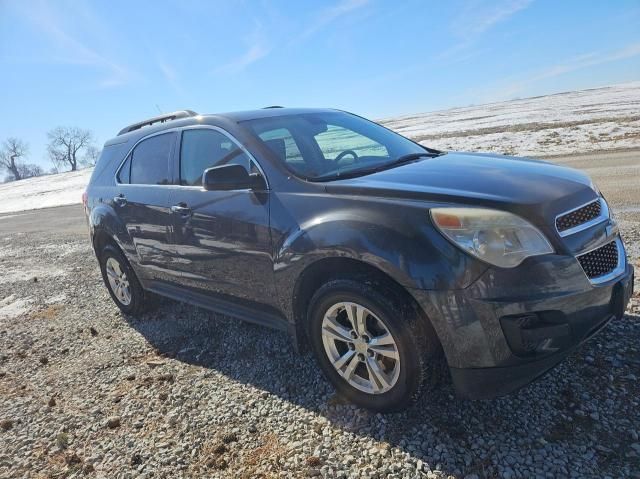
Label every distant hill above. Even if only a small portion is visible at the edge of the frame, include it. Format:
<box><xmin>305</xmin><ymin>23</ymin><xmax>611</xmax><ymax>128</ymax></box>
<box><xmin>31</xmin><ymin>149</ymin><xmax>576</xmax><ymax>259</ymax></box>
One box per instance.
<box><xmin>379</xmin><ymin>81</ymin><xmax>640</xmax><ymax>157</ymax></box>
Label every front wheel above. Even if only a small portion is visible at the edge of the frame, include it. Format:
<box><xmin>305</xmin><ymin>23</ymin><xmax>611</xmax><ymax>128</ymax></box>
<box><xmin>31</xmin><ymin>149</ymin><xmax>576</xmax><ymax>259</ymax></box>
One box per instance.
<box><xmin>308</xmin><ymin>279</ymin><xmax>442</xmax><ymax>412</ymax></box>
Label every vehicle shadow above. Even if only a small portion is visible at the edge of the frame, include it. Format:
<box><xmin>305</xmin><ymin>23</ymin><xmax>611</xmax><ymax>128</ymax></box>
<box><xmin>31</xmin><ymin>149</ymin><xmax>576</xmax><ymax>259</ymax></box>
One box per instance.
<box><xmin>122</xmin><ymin>297</ymin><xmax>639</xmax><ymax>477</ymax></box>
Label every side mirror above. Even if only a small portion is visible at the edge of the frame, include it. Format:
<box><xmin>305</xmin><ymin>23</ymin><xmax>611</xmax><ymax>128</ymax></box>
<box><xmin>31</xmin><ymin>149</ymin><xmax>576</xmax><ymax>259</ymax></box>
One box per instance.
<box><xmin>202</xmin><ymin>164</ymin><xmax>264</xmax><ymax>191</ymax></box>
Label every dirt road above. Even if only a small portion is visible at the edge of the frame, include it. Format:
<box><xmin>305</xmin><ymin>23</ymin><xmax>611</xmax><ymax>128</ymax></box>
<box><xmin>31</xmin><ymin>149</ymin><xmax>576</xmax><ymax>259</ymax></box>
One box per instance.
<box><xmin>545</xmin><ymin>149</ymin><xmax>640</xmax><ymax>213</ymax></box>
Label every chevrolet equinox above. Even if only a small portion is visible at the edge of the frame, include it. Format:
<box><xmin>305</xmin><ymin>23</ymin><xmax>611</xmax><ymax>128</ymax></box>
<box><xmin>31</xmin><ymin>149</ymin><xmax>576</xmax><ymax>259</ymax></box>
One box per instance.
<box><xmin>85</xmin><ymin>108</ymin><xmax>634</xmax><ymax>411</ymax></box>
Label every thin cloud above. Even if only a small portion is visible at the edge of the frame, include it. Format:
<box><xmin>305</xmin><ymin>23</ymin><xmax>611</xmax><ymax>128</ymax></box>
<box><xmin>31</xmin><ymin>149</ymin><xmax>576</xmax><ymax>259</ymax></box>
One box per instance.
<box><xmin>440</xmin><ymin>0</ymin><xmax>533</xmax><ymax>60</ymax></box>
<box><xmin>213</xmin><ymin>23</ymin><xmax>271</xmax><ymax>75</ymax></box>
<box><xmin>214</xmin><ymin>43</ymin><xmax>271</xmax><ymax>75</ymax></box>
<box><xmin>10</xmin><ymin>0</ymin><xmax>135</xmax><ymax>88</ymax></box>
<box><xmin>477</xmin><ymin>42</ymin><xmax>640</xmax><ymax>101</ymax></box>
<box><xmin>535</xmin><ymin>43</ymin><xmax>640</xmax><ymax>80</ymax></box>
<box><xmin>453</xmin><ymin>0</ymin><xmax>533</xmax><ymax>38</ymax></box>
<box><xmin>214</xmin><ymin>0</ymin><xmax>369</xmax><ymax>74</ymax></box>
<box><xmin>157</xmin><ymin>57</ymin><xmax>186</xmax><ymax>97</ymax></box>
<box><xmin>298</xmin><ymin>0</ymin><xmax>370</xmax><ymax>41</ymax></box>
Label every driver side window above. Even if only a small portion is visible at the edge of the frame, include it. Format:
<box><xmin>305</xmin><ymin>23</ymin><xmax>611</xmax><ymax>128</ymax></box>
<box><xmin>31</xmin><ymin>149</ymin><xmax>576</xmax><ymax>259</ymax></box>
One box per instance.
<box><xmin>314</xmin><ymin>124</ymin><xmax>388</xmax><ymax>161</ymax></box>
<box><xmin>180</xmin><ymin>129</ymin><xmax>251</xmax><ymax>186</ymax></box>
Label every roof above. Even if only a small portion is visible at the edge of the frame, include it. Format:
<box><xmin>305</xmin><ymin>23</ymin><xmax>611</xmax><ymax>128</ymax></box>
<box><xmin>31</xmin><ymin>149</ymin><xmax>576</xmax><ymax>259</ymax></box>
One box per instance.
<box><xmin>104</xmin><ymin>107</ymin><xmax>339</xmax><ymax>147</ymax></box>
<box><xmin>212</xmin><ymin>107</ymin><xmax>337</xmax><ymax>122</ymax></box>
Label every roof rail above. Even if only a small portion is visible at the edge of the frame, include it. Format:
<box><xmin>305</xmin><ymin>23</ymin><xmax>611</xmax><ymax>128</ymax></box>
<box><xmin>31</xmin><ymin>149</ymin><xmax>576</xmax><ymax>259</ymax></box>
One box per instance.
<box><xmin>263</xmin><ymin>105</ymin><xmax>284</xmax><ymax>109</ymax></box>
<box><xmin>117</xmin><ymin>110</ymin><xmax>198</xmax><ymax>136</ymax></box>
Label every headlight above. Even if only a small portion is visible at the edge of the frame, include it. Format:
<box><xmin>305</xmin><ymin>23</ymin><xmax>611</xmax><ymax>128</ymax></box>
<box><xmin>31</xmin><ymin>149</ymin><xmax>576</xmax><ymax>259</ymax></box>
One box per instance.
<box><xmin>430</xmin><ymin>207</ymin><xmax>554</xmax><ymax>268</ymax></box>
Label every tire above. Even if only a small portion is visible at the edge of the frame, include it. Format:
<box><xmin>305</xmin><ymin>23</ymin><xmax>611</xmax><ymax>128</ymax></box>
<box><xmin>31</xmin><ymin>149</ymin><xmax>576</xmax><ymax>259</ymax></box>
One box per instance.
<box><xmin>99</xmin><ymin>243</ymin><xmax>148</xmax><ymax>315</ymax></box>
<box><xmin>308</xmin><ymin>279</ymin><xmax>443</xmax><ymax>412</ymax></box>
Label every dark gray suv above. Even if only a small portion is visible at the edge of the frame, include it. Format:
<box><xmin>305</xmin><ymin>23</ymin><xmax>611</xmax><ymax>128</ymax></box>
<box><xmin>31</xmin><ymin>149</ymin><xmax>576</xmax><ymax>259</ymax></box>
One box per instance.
<box><xmin>85</xmin><ymin>108</ymin><xmax>634</xmax><ymax>411</ymax></box>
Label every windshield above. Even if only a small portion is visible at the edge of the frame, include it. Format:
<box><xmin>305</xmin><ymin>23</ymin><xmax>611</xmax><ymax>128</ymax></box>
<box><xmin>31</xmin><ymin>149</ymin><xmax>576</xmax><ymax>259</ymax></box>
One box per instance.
<box><xmin>244</xmin><ymin>111</ymin><xmax>435</xmax><ymax>181</ymax></box>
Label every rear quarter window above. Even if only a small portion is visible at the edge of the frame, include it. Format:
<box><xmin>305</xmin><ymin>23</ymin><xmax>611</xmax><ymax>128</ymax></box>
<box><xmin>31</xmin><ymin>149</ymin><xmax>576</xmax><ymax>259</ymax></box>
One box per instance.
<box><xmin>88</xmin><ymin>142</ymin><xmax>130</xmax><ymax>186</ymax></box>
<box><xmin>117</xmin><ymin>155</ymin><xmax>131</xmax><ymax>183</ymax></box>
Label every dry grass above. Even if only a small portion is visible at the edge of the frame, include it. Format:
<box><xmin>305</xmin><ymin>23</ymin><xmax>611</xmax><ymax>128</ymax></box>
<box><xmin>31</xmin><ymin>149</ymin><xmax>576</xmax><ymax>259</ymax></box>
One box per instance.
<box><xmin>190</xmin><ymin>432</ymin><xmax>287</xmax><ymax>479</ymax></box>
<box><xmin>111</xmin><ymin>376</ymin><xmax>138</xmax><ymax>399</ymax></box>
<box><xmin>190</xmin><ymin>436</ymin><xmax>232</xmax><ymax>473</ymax></box>
<box><xmin>244</xmin><ymin>433</ymin><xmax>286</xmax><ymax>468</ymax></box>
<box><xmin>235</xmin><ymin>433</ymin><xmax>286</xmax><ymax>479</ymax></box>
<box><xmin>29</xmin><ymin>304</ymin><xmax>64</xmax><ymax>321</ymax></box>
<box><xmin>33</xmin><ymin>450</ymin><xmax>83</xmax><ymax>479</ymax></box>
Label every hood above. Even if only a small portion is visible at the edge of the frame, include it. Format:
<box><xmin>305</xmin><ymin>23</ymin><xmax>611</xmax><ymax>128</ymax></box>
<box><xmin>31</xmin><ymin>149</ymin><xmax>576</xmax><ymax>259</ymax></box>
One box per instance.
<box><xmin>324</xmin><ymin>151</ymin><xmax>597</xmax><ymax>221</ymax></box>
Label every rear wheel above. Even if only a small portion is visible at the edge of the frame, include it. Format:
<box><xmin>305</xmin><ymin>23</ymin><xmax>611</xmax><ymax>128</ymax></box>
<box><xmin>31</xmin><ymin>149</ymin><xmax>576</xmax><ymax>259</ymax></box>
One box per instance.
<box><xmin>308</xmin><ymin>279</ymin><xmax>443</xmax><ymax>412</ymax></box>
<box><xmin>99</xmin><ymin>244</ymin><xmax>148</xmax><ymax>315</ymax></box>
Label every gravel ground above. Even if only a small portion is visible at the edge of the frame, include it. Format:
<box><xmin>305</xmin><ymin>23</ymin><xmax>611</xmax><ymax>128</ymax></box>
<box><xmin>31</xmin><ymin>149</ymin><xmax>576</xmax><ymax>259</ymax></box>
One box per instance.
<box><xmin>1</xmin><ymin>220</ymin><xmax>639</xmax><ymax>479</ymax></box>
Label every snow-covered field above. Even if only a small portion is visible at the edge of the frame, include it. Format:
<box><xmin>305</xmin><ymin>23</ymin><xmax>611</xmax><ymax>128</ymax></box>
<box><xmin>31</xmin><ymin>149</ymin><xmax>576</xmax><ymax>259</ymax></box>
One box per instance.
<box><xmin>0</xmin><ymin>82</ymin><xmax>638</xmax><ymax>215</ymax></box>
<box><xmin>380</xmin><ymin>81</ymin><xmax>640</xmax><ymax>156</ymax></box>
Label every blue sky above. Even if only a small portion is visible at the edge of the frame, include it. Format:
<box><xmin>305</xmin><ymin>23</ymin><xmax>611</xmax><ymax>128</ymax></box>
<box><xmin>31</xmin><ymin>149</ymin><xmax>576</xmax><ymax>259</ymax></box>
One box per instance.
<box><xmin>1</xmin><ymin>0</ymin><xmax>639</xmax><ymax>169</ymax></box>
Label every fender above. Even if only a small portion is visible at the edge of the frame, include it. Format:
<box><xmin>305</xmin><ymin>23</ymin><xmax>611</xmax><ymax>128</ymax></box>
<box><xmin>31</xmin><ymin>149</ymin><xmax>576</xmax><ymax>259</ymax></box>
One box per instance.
<box><xmin>88</xmin><ymin>201</ymin><xmax>145</xmax><ymax>277</ymax></box>
<box><xmin>271</xmin><ymin>202</ymin><xmax>488</xmax><ymax>323</ymax></box>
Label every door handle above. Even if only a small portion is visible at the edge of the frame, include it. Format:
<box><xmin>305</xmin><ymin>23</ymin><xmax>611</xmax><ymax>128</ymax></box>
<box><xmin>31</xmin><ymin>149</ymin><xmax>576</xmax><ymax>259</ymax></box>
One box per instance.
<box><xmin>171</xmin><ymin>204</ymin><xmax>192</xmax><ymax>216</ymax></box>
<box><xmin>113</xmin><ymin>194</ymin><xmax>127</xmax><ymax>207</ymax></box>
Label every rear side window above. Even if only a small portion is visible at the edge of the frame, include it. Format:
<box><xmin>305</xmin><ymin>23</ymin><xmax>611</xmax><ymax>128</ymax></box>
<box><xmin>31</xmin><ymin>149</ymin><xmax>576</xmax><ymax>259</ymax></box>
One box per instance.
<box><xmin>129</xmin><ymin>133</ymin><xmax>173</xmax><ymax>185</ymax></box>
<box><xmin>180</xmin><ymin>129</ymin><xmax>251</xmax><ymax>186</ymax></box>
<box><xmin>117</xmin><ymin>156</ymin><xmax>131</xmax><ymax>183</ymax></box>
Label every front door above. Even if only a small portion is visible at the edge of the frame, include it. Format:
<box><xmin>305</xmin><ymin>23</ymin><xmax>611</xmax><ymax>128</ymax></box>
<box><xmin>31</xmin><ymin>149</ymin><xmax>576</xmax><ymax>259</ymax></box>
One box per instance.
<box><xmin>166</xmin><ymin>127</ymin><xmax>277</xmax><ymax>311</ymax></box>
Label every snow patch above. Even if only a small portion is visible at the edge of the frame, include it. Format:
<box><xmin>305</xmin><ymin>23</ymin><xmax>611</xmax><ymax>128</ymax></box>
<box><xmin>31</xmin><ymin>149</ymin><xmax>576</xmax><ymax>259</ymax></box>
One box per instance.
<box><xmin>1</xmin><ymin>262</ymin><xmax>67</xmax><ymax>283</ymax></box>
<box><xmin>0</xmin><ymin>168</ymin><xmax>93</xmax><ymax>215</ymax></box>
<box><xmin>45</xmin><ymin>293</ymin><xmax>68</xmax><ymax>304</ymax></box>
<box><xmin>35</xmin><ymin>241</ymin><xmax>90</xmax><ymax>258</ymax></box>
<box><xmin>0</xmin><ymin>295</ymin><xmax>31</xmax><ymax>320</ymax></box>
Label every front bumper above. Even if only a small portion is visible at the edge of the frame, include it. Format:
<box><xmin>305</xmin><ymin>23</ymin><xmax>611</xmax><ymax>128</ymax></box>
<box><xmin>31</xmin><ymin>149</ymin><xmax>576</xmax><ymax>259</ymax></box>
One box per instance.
<box><xmin>410</xmin><ymin>248</ymin><xmax>634</xmax><ymax>400</ymax></box>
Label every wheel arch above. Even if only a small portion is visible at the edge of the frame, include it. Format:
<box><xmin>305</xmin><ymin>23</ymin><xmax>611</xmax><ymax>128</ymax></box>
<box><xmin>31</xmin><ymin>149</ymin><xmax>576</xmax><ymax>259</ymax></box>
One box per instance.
<box><xmin>89</xmin><ymin>203</ymin><xmax>133</xmax><ymax>259</ymax></box>
<box><xmin>291</xmin><ymin>256</ymin><xmax>441</xmax><ymax>355</ymax></box>
<box><xmin>92</xmin><ymin>228</ymin><xmax>118</xmax><ymax>255</ymax></box>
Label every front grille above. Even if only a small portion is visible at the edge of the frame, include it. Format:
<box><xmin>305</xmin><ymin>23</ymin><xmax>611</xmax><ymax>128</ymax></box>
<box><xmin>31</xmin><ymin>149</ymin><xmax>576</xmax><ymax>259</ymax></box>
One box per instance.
<box><xmin>577</xmin><ymin>240</ymin><xmax>618</xmax><ymax>279</ymax></box>
<box><xmin>556</xmin><ymin>199</ymin><xmax>601</xmax><ymax>233</ymax></box>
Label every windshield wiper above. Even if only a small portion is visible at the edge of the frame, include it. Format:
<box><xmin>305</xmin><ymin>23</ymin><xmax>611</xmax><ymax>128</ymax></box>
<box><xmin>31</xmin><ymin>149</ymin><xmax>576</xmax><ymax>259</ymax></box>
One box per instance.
<box><xmin>389</xmin><ymin>151</ymin><xmax>444</xmax><ymax>166</ymax></box>
<box><xmin>313</xmin><ymin>151</ymin><xmax>444</xmax><ymax>181</ymax></box>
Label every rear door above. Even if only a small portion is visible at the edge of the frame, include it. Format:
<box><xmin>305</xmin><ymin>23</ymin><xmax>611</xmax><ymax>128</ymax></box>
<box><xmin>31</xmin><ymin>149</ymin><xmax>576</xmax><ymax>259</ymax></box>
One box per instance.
<box><xmin>114</xmin><ymin>132</ymin><xmax>179</xmax><ymax>282</ymax></box>
<box><xmin>165</xmin><ymin>127</ymin><xmax>278</xmax><ymax>311</ymax></box>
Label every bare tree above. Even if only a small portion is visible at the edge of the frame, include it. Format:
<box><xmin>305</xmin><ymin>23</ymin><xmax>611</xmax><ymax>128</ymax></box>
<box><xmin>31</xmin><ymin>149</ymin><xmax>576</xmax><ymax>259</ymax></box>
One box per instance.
<box><xmin>47</xmin><ymin>127</ymin><xmax>94</xmax><ymax>171</ymax></box>
<box><xmin>83</xmin><ymin>145</ymin><xmax>102</xmax><ymax>167</ymax></box>
<box><xmin>18</xmin><ymin>163</ymin><xmax>43</xmax><ymax>179</ymax></box>
<box><xmin>0</xmin><ymin>137</ymin><xmax>29</xmax><ymax>181</ymax></box>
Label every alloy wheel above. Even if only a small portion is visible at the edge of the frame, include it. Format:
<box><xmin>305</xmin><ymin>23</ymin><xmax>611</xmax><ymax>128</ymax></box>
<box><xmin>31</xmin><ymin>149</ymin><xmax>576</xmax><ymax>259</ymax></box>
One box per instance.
<box><xmin>105</xmin><ymin>257</ymin><xmax>132</xmax><ymax>306</ymax></box>
<box><xmin>321</xmin><ymin>301</ymin><xmax>400</xmax><ymax>394</ymax></box>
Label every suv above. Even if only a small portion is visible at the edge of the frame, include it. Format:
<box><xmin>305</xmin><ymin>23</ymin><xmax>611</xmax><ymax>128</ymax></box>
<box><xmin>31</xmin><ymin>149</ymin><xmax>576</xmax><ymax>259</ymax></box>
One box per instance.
<box><xmin>85</xmin><ymin>108</ymin><xmax>634</xmax><ymax>411</ymax></box>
